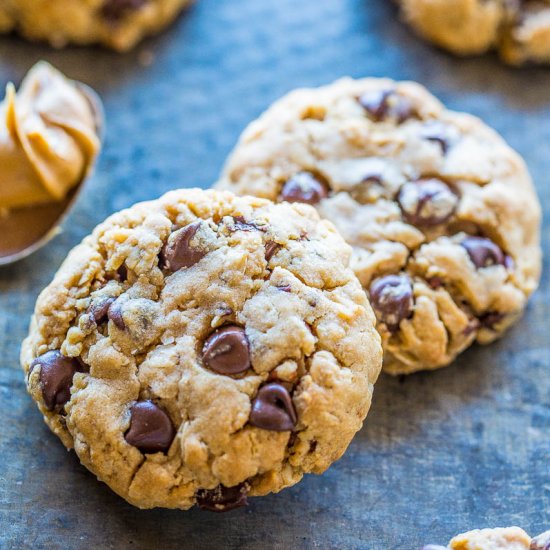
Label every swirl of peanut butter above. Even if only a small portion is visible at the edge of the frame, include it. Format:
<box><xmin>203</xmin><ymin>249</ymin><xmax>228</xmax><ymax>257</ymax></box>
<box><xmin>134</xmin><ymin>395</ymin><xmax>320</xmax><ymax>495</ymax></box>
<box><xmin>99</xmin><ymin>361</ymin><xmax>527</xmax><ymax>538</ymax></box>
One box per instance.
<box><xmin>0</xmin><ymin>62</ymin><xmax>101</xmax><ymax>211</ymax></box>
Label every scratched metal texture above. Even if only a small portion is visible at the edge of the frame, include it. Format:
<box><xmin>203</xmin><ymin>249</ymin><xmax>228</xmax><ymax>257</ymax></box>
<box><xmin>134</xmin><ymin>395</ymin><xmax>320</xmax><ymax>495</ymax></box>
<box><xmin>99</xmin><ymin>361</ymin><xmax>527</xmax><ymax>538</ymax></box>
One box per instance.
<box><xmin>0</xmin><ymin>1</ymin><xmax>548</xmax><ymax>548</ymax></box>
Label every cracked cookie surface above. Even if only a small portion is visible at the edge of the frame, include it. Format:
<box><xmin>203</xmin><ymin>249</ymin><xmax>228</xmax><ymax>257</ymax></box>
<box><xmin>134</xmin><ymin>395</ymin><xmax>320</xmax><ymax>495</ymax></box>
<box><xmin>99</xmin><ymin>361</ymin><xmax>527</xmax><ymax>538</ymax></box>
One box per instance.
<box><xmin>21</xmin><ymin>188</ymin><xmax>382</xmax><ymax>510</ymax></box>
<box><xmin>216</xmin><ymin>77</ymin><xmax>541</xmax><ymax>375</ymax></box>
<box><xmin>398</xmin><ymin>0</ymin><xmax>550</xmax><ymax>65</ymax></box>
<box><xmin>0</xmin><ymin>0</ymin><xmax>192</xmax><ymax>51</ymax></box>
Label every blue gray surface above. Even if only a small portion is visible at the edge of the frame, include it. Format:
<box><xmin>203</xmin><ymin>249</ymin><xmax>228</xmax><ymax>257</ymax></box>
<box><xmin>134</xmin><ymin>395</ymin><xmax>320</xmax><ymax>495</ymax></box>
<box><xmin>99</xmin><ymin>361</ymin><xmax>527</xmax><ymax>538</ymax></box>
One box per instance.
<box><xmin>0</xmin><ymin>1</ymin><xmax>549</xmax><ymax>548</ymax></box>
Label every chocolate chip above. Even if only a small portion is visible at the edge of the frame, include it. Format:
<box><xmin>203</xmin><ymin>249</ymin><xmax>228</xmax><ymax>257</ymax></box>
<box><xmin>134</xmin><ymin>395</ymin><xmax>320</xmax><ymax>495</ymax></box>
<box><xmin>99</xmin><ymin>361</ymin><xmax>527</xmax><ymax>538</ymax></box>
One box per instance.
<box><xmin>101</xmin><ymin>0</ymin><xmax>146</xmax><ymax>21</ymax></box>
<box><xmin>31</xmin><ymin>350</ymin><xmax>80</xmax><ymax>411</ymax></box>
<box><xmin>249</xmin><ymin>382</ymin><xmax>297</xmax><ymax>431</ymax></box>
<box><xmin>108</xmin><ymin>299</ymin><xmax>125</xmax><ymax>330</ymax></box>
<box><xmin>196</xmin><ymin>483</ymin><xmax>249</xmax><ymax>512</ymax></box>
<box><xmin>358</xmin><ymin>89</ymin><xmax>414</xmax><ymax>123</ymax></box>
<box><xmin>369</xmin><ymin>274</ymin><xmax>414</xmax><ymax>330</ymax></box>
<box><xmin>461</xmin><ymin>236</ymin><xmax>505</xmax><ymax>269</ymax></box>
<box><xmin>276</xmin><ymin>285</ymin><xmax>292</xmax><ymax>293</ymax></box>
<box><xmin>88</xmin><ymin>296</ymin><xmax>116</xmax><ymax>324</ymax></box>
<box><xmin>117</xmin><ymin>264</ymin><xmax>128</xmax><ymax>282</ymax></box>
<box><xmin>419</xmin><ymin>120</ymin><xmax>456</xmax><ymax>154</ymax></box>
<box><xmin>160</xmin><ymin>222</ymin><xmax>207</xmax><ymax>272</ymax></box>
<box><xmin>124</xmin><ymin>400</ymin><xmax>175</xmax><ymax>454</ymax></box>
<box><xmin>427</xmin><ymin>277</ymin><xmax>444</xmax><ymax>289</ymax></box>
<box><xmin>398</xmin><ymin>178</ymin><xmax>458</xmax><ymax>226</ymax></box>
<box><xmin>230</xmin><ymin>216</ymin><xmax>265</xmax><ymax>232</ymax></box>
<box><xmin>279</xmin><ymin>172</ymin><xmax>330</xmax><ymax>205</ymax></box>
<box><xmin>265</xmin><ymin>240</ymin><xmax>282</xmax><ymax>261</ymax></box>
<box><xmin>202</xmin><ymin>325</ymin><xmax>250</xmax><ymax>375</ymax></box>
<box><xmin>479</xmin><ymin>311</ymin><xmax>506</xmax><ymax>329</ymax></box>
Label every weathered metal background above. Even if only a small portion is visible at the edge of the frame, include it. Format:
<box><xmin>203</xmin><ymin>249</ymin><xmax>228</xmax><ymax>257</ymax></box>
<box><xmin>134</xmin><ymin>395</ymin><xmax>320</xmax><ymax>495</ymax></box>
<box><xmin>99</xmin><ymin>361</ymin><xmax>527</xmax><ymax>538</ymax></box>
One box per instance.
<box><xmin>0</xmin><ymin>1</ymin><xmax>548</xmax><ymax>548</ymax></box>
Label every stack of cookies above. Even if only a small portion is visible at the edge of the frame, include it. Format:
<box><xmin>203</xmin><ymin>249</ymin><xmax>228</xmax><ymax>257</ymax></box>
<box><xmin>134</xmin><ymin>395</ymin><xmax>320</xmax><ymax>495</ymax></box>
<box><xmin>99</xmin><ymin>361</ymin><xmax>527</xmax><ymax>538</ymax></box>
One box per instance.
<box><xmin>19</xmin><ymin>70</ymin><xmax>542</xmax><ymax>519</ymax></box>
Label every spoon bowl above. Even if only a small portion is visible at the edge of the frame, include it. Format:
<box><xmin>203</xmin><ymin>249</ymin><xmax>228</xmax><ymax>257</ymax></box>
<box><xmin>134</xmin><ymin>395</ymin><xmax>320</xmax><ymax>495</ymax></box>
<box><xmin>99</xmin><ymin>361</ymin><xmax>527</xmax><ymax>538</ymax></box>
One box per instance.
<box><xmin>0</xmin><ymin>82</ymin><xmax>104</xmax><ymax>266</ymax></box>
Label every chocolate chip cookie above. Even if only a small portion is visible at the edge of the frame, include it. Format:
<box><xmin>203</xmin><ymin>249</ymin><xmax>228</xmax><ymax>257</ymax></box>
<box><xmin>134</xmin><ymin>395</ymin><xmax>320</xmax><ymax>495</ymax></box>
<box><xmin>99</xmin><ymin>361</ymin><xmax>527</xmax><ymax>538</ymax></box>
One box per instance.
<box><xmin>217</xmin><ymin>78</ymin><xmax>542</xmax><ymax>375</ymax></box>
<box><xmin>423</xmin><ymin>526</ymin><xmax>548</xmax><ymax>550</ymax></box>
<box><xmin>398</xmin><ymin>0</ymin><xmax>550</xmax><ymax>65</ymax></box>
<box><xmin>21</xmin><ymin>188</ymin><xmax>382</xmax><ymax>510</ymax></box>
<box><xmin>0</xmin><ymin>0</ymin><xmax>192</xmax><ymax>51</ymax></box>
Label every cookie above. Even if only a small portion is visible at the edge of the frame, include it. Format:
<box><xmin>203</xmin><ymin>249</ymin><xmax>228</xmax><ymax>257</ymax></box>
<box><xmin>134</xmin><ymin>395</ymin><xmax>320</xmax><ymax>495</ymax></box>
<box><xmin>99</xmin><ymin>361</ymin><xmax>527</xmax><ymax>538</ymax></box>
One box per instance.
<box><xmin>0</xmin><ymin>0</ymin><xmax>192</xmax><ymax>51</ymax></box>
<box><xmin>217</xmin><ymin>78</ymin><xmax>541</xmax><ymax>375</ymax></box>
<box><xmin>398</xmin><ymin>0</ymin><xmax>550</xmax><ymax>65</ymax></box>
<box><xmin>21</xmin><ymin>188</ymin><xmax>382</xmax><ymax>510</ymax></box>
<box><xmin>423</xmin><ymin>526</ymin><xmax>541</xmax><ymax>550</ymax></box>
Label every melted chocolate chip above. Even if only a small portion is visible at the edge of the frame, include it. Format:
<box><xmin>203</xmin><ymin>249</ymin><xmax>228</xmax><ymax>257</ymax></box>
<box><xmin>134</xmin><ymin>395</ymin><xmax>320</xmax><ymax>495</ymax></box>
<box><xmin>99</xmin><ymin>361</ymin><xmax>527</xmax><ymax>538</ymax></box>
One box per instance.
<box><xmin>461</xmin><ymin>236</ymin><xmax>505</xmax><ymax>269</ymax></box>
<box><xmin>31</xmin><ymin>350</ymin><xmax>80</xmax><ymax>411</ymax></box>
<box><xmin>196</xmin><ymin>483</ymin><xmax>249</xmax><ymax>512</ymax></box>
<box><xmin>160</xmin><ymin>222</ymin><xmax>207</xmax><ymax>272</ymax></box>
<box><xmin>117</xmin><ymin>264</ymin><xmax>128</xmax><ymax>282</ymax></box>
<box><xmin>369</xmin><ymin>275</ymin><xmax>414</xmax><ymax>330</ymax></box>
<box><xmin>427</xmin><ymin>277</ymin><xmax>444</xmax><ymax>290</ymax></box>
<box><xmin>358</xmin><ymin>89</ymin><xmax>414</xmax><ymax>123</ymax></box>
<box><xmin>249</xmin><ymin>382</ymin><xmax>297</xmax><ymax>431</ymax></box>
<box><xmin>101</xmin><ymin>0</ymin><xmax>146</xmax><ymax>22</ymax></box>
<box><xmin>265</xmin><ymin>240</ymin><xmax>282</xmax><ymax>261</ymax></box>
<box><xmin>88</xmin><ymin>296</ymin><xmax>116</xmax><ymax>324</ymax></box>
<box><xmin>230</xmin><ymin>216</ymin><xmax>265</xmax><ymax>232</ymax></box>
<box><xmin>398</xmin><ymin>178</ymin><xmax>458</xmax><ymax>226</ymax></box>
<box><xmin>108</xmin><ymin>299</ymin><xmax>126</xmax><ymax>330</ymax></box>
<box><xmin>277</xmin><ymin>285</ymin><xmax>292</xmax><ymax>293</ymax></box>
<box><xmin>419</xmin><ymin>120</ymin><xmax>455</xmax><ymax>154</ymax></box>
<box><xmin>202</xmin><ymin>325</ymin><xmax>250</xmax><ymax>375</ymax></box>
<box><xmin>125</xmin><ymin>400</ymin><xmax>175</xmax><ymax>454</ymax></box>
<box><xmin>479</xmin><ymin>311</ymin><xmax>506</xmax><ymax>329</ymax></box>
<box><xmin>279</xmin><ymin>172</ymin><xmax>330</xmax><ymax>205</ymax></box>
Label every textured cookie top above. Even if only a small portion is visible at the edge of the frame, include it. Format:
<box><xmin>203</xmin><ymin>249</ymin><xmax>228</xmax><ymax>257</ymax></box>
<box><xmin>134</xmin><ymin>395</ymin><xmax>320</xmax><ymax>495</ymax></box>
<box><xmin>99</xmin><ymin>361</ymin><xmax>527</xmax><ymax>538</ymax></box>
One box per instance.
<box><xmin>21</xmin><ymin>188</ymin><xmax>382</xmax><ymax>510</ymax></box>
<box><xmin>398</xmin><ymin>0</ymin><xmax>550</xmax><ymax>65</ymax></box>
<box><xmin>0</xmin><ymin>0</ymin><xmax>192</xmax><ymax>51</ymax></box>
<box><xmin>218</xmin><ymin>77</ymin><xmax>541</xmax><ymax>374</ymax></box>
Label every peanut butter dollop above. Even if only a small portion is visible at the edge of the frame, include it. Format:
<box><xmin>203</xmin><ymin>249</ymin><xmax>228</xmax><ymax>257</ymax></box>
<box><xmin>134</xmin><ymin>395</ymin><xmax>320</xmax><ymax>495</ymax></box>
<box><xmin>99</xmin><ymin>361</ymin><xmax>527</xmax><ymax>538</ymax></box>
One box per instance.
<box><xmin>0</xmin><ymin>62</ymin><xmax>100</xmax><ymax>211</ymax></box>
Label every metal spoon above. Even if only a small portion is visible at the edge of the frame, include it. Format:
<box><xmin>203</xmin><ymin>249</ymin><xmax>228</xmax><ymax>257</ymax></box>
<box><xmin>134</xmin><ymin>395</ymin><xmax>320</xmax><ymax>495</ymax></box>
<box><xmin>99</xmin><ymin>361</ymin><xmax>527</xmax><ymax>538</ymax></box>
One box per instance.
<box><xmin>0</xmin><ymin>81</ymin><xmax>104</xmax><ymax>266</ymax></box>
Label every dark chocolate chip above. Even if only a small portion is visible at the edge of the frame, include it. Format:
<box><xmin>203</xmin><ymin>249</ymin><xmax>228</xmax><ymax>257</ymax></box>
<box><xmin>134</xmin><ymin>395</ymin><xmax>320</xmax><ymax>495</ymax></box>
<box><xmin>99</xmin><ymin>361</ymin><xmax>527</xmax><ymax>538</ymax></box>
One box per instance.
<box><xmin>461</xmin><ymin>236</ymin><xmax>505</xmax><ymax>269</ymax></box>
<box><xmin>419</xmin><ymin>120</ymin><xmax>455</xmax><ymax>154</ymax></box>
<box><xmin>249</xmin><ymin>382</ymin><xmax>297</xmax><ymax>432</ymax></box>
<box><xmin>398</xmin><ymin>178</ymin><xmax>458</xmax><ymax>226</ymax></box>
<box><xmin>125</xmin><ymin>400</ymin><xmax>175</xmax><ymax>454</ymax></box>
<box><xmin>160</xmin><ymin>222</ymin><xmax>206</xmax><ymax>272</ymax></box>
<box><xmin>369</xmin><ymin>274</ymin><xmax>414</xmax><ymax>330</ymax></box>
<box><xmin>358</xmin><ymin>89</ymin><xmax>414</xmax><ymax>123</ymax></box>
<box><xmin>196</xmin><ymin>483</ymin><xmax>249</xmax><ymax>512</ymax></box>
<box><xmin>265</xmin><ymin>240</ymin><xmax>282</xmax><ymax>261</ymax></box>
<box><xmin>108</xmin><ymin>299</ymin><xmax>126</xmax><ymax>330</ymax></box>
<box><xmin>276</xmin><ymin>285</ymin><xmax>292</xmax><ymax>293</ymax></box>
<box><xmin>479</xmin><ymin>311</ymin><xmax>506</xmax><ymax>329</ymax></box>
<box><xmin>427</xmin><ymin>277</ymin><xmax>444</xmax><ymax>290</ymax></box>
<box><xmin>101</xmin><ymin>0</ymin><xmax>146</xmax><ymax>21</ymax></box>
<box><xmin>31</xmin><ymin>350</ymin><xmax>80</xmax><ymax>411</ymax></box>
<box><xmin>202</xmin><ymin>325</ymin><xmax>250</xmax><ymax>375</ymax></box>
<box><xmin>230</xmin><ymin>216</ymin><xmax>265</xmax><ymax>232</ymax></box>
<box><xmin>88</xmin><ymin>296</ymin><xmax>116</xmax><ymax>324</ymax></box>
<box><xmin>117</xmin><ymin>264</ymin><xmax>128</xmax><ymax>282</ymax></box>
<box><xmin>279</xmin><ymin>172</ymin><xmax>330</xmax><ymax>205</ymax></box>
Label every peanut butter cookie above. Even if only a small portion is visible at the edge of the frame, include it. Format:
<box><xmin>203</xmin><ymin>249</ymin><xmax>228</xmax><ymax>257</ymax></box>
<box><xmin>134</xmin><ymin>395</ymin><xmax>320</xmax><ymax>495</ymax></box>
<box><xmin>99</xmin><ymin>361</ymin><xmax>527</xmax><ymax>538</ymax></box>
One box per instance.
<box><xmin>21</xmin><ymin>188</ymin><xmax>382</xmax><ymax>510</ymax></box>
<box><xmin>217</xmin><ymin>78</ymin><xmax>542</xmax><ymax>375</ymax></box>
